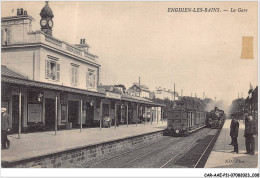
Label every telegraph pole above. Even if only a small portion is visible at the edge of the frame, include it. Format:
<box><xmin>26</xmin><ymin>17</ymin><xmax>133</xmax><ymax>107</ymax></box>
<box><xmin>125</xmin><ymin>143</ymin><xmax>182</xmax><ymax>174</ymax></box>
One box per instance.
<box><xmin>139</xmin><ymin>77</ymin><xmax>141</xmax><ymax>97</ymax></box>
<box><xmin>174</xmin><ymin>83</ymin><xmax>175</xmax><ymax>101</ymax></box>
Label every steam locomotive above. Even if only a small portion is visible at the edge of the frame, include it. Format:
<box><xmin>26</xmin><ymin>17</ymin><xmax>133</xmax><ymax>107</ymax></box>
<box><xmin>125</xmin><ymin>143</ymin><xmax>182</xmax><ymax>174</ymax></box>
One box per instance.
<box><xmin>206</xmin><ymin>107</ymin><xmax>226</xmax><ymax>129</ymax></box>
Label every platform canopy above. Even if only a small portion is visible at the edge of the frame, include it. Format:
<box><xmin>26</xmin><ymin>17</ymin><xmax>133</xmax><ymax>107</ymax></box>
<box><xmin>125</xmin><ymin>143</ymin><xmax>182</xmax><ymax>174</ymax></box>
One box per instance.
<box><xmin>1</xmin><ymin>65</ymin><xmax>165</xmax><ymax>107</ymax></box>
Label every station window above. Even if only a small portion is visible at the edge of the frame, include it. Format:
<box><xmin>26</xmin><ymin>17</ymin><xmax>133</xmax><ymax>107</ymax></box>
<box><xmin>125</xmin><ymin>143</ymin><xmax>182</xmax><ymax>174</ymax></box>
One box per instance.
<box><xmin>87</xmin><ymin>69</ymin><xmax>96</xmax><ymax>89</ymax></box>
<box><xmin>45</xmin><ymin>60</ymin><xmax>60</xmax><ymax>81</ymax></box>
<box><xmin>1</xmin><ymin>28</ymin><xmax>11</xmax><ymax>45</ymax></box>
<box><xmin>71</xmin><ymin>65</ymin><xmax>78</xmax><ymax>86</ymax></box>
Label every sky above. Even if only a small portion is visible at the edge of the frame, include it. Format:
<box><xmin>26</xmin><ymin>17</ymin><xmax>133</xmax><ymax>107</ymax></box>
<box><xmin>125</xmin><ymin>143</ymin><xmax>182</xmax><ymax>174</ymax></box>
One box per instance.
<box><xmin>1</xmin><ymin>1</ymin><xmax>258</xmax><ymax>107</ymax></box>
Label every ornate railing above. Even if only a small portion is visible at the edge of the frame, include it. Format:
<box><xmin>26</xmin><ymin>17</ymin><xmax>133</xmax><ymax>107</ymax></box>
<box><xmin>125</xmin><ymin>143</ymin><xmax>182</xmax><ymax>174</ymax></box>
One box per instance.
<box><xmin>43</xmin><ymin>33</ymin><xmax>96</xmax><ymax>61</ymax></box>
<box><xmin>65</xmin><ymin>44</ymin><xmax>82</xmax><ymax>56</ymax></box>
<box><xmin>45</xmin><ymin>36</ymin><xmax>62</xmax><ymax>47</ymax></box>
<box><xmin>84</xmin><ymin>52</ymin><xmax>95</xmax><ymax>60</ymax></box>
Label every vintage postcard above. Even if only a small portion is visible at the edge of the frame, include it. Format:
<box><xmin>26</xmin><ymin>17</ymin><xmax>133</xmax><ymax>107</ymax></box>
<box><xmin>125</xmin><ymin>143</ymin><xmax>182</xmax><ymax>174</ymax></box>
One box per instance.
<box><xmin>1</xmin><ymin>1</ymin><xmax>259</xmax><ymax>177</ymax></box>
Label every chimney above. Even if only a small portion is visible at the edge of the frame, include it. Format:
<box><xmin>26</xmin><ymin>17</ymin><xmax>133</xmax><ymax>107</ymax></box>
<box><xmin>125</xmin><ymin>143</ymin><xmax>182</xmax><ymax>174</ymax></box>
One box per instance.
<box><xmin>80</xmin><ymin>39</ymin><xmax>83</xmax><ymax>44</ymax></box>
<box><xmin>24</xmin><ymin>10</ymin><xmax>27</xmax><ymax>15</ymax></box>
<box><xmin>17</xmin><ymin>8</ymin><xmax>20</xmax><ymax>16</ymax></box>
<box><xmin>21</xmin><ymin>8</ymin><xmax>24</xmax><ymax>15</ymax></box>
<box><xmin>83</xmin><ymin>38</ymin><xmax>85</xmax><ymax>44</ymax></box>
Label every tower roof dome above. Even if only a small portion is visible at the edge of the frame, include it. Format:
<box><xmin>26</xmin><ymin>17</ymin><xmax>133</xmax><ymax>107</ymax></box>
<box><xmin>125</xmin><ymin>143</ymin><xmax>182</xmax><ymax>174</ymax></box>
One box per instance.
<box><xmin>40</xmin><ymin>1</ymin><xmax>54</xmax><ymax>18</ymax></box>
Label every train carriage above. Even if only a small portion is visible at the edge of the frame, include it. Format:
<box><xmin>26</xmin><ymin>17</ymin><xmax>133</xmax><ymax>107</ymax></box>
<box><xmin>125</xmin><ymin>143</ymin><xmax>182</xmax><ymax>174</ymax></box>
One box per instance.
<box><xmin>166</xmin><ymin>109</ymin><xmax>206</xmax><ymax>136</ymax></box>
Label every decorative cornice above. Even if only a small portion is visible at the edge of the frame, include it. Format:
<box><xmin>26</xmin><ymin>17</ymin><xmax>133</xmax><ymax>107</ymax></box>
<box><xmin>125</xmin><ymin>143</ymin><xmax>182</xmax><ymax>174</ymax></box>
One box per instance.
<box><xmin>71</xmin><ymin>63</ymin><xmax>79</xmax><ymax>67</ymax></box>
<box><xmin>1</xmin><ymin>15</ymin><xmax>34</xmax><ymax>22</ymax></box>
<box><xmin>1</xmin><ymin>42</ymin><xmax>101</xmax><ymax>68</ymax></box>
<box><xmin>31</xmin><ymin>31</ymin><xmax>98</xmax><ymax>59</ymax></box>
<box><xmin>47</xmin><ymin>55</ymin><xmax>59</xmax><ymax>61</ymax></box>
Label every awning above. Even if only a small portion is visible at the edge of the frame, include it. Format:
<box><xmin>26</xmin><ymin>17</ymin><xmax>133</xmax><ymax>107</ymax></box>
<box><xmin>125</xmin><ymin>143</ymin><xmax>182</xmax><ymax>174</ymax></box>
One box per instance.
<box><xmin>121</xmin><ymin>94</ymin><xmax>165</xmax><ymax>107</ymax></box>
<box><xmin>2</xmin><ymin>76</ymin><xmax>165</xmax><ymax>107</ymax></box>
<box><xmin>1</xmin><ymin>75</ymin><xmax>106</xmax><ymax>98</ymax></box>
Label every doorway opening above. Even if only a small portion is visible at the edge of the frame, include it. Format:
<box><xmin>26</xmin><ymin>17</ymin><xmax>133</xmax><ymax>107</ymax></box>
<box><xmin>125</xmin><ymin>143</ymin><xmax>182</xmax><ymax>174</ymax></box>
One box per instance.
<box><xmin>85</xmin><ymin>102</ymin><xmax>94</xmax><ymax>127</ymax></box>
<box><xmin>68</xmin><ymin>100</ymin><xmax>79</xmax><ymax>128</ymax></box>
<box><xmin>45</xmin><ymin>98</ymin><xmax>55</xmax><ymax>131</ymax></box>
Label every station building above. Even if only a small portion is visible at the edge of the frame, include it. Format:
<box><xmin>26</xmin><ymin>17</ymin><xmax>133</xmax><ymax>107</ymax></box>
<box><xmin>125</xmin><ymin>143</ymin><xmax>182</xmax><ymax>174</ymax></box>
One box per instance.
<box><xmin>1</xmin><ymin>2</ymin><xmax>164</xmax><ymax>135</ymax></box>
<box><xmin>128</xmin><ymin>83</ymin><xmax>151</xmax><ymax>99</ymax></box>
<box><xmin>245</xmin><ymin>85</ymin><xmax>258</xmax><ymax>130</ymax></box>
<box><xmin>154</xmin><ymin>87</ymin><xmax>178</xmax><ymax>101</ymax></box>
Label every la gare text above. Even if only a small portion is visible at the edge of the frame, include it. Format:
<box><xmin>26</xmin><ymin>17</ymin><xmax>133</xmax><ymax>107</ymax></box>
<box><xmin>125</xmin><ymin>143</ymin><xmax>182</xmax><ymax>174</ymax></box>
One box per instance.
<box><xmin>168</xmin><ymin>8</ymin><xmax>248</xmax><ymax>13</ymax></box>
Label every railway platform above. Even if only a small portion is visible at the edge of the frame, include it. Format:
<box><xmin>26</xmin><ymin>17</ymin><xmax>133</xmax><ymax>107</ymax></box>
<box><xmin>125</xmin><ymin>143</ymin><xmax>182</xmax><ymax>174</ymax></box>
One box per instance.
<box><xmin>1</xmin><ymin>122</ymin><xmax>167</xmax><ymax>167</ymax></box>
<box><xmin>205</xmin><ymin>119</ymin><xmax>258</xmax><ymax>168</ymax></box>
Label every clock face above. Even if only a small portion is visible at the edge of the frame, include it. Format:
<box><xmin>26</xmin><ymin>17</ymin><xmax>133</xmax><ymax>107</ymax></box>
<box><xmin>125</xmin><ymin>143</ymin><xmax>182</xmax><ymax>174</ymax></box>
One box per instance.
<box><xmin>40</xmin><ymin>19</ymin><xmax>47</xmax><ymax>26</ymax></box>
<box><xmin>48</xmin><ymin>20</ymin><xmax>53</xmax><ymax>28</ymax></box>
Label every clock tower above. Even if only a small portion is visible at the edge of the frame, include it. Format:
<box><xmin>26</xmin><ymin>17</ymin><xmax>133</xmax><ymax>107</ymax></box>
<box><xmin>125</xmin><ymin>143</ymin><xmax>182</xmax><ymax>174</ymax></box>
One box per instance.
<box><xmin>40</xmin><ymin>1</ymin><xmax>54</xmax><ymax>36</ymax></box>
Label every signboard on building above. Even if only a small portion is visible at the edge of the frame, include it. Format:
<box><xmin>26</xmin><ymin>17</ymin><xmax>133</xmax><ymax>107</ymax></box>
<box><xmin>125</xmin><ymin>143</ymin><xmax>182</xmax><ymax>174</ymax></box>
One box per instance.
<box><xmin>106</xmin><ymin>92</ymin><xmax>121</xmax><ymax>99</ymax></box>
<box><xmin>28</xmin><ymin>104</ymin><xmax>42</xmax><ymax>122</ymax></box>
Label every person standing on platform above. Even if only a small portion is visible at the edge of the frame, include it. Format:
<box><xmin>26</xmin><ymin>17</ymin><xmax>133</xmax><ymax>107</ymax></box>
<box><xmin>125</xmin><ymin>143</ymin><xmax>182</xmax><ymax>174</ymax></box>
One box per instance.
<box><xmin>229</xmin><ymin>115</ymin><xmax>235</xmax><ymax>145</ymax></box>
<box><xmin>244</xmin><ymin>114</ymin><xmax>257</xmax><ymax>155</ymax></box>
<box><xmin>230</xmin><ymin>116</ymin><xmax>239</xmax><ymax>153</ymax></box>
<box><xmin>1</xmin><ymin>106</ymin><xmax>10</xmax><ymax>150</ymax></box>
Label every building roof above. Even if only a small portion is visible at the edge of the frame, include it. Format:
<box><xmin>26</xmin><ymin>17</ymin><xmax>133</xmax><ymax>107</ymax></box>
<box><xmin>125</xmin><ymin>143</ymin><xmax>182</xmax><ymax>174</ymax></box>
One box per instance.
<box><xmin>1</xmin><ymin>14</ymin><xmax>34</xmax><ymax>22</ymax></box>
<box><xmin>1</xmin><ymin>65</ymin><xmax>28</xmax><ymax>79</ymax></box>
<box><xmin>114</xmin><ymin>84</ymin><xmax>126</xmax><ymax>91</ymax></box>
<box><xmin>121</xmin><ymin>93</ymin><xmax>165</xmax><ymax>107</ymax></box>
<box><xmin>100</xmin><ymin>85</ymin><xmax>122</xmax><ymax>93</ymax></box>
<box><xmin>130</xmin><ymin>84</ymin><xmax>150</xmax><ymax>92</ymax></box>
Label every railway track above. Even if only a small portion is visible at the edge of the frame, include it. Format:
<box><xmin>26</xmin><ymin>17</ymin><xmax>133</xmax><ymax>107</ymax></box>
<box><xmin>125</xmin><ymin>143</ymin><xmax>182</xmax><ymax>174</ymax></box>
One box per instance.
<box><xmin>82</xmin><ymin>136</ymin><xmax>181</xmax><ymax>168</ymax></box>
<box><xmin>78</xmin><ymin>128</ymin><xmax>218</xmax><ymax>168</ymax></box>
<box><xmin>161</xmin><ymin>128</ymin><xmax>221</xmax><ymax>168</ymax></box>
<box><xmin>118</xmin><ymin>128</ymin><xmax>217</xmax><ymax>168</ymax></box>
<box><xmin>118</xmin><ymin>137</ymin><xmax>183</xmax><ymax>168</ymax></box>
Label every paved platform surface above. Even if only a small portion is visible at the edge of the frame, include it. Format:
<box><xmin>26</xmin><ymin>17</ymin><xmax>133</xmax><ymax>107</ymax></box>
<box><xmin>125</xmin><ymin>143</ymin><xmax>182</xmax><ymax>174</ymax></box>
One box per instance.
<box><xmin>1</xmin><ymin>122</ymin><xmax>167</xmax><ymax>163</ymax></box>
<box><xmin>205</xmin><ymin>119</ymin><xmax>258</xmax><ymax>168</ymax></box>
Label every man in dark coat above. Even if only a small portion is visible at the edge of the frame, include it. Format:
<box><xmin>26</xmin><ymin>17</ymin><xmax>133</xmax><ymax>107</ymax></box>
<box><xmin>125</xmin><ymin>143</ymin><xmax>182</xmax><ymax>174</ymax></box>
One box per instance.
<box><xmin>230</xmin><ymin>117</ymin><xmax>239</xmax><ymax>153</ymax></box>
<box><xmin>1</xmin><ymin>107</ymin><xmax>10</xmax><ymax>150</ymax></box>
<box><xmin>229</xmin><ymin>115</ymin><xmax>235</xmax><ymax>145</ymax></box>
<box><xmin>244</xmin><ymin>114</ymin><xmax>257</xmax><ymax>155</ymax></box>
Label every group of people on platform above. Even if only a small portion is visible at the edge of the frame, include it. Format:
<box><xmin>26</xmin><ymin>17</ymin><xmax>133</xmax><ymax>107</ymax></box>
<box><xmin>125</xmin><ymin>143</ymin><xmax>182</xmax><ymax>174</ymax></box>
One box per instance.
<box><xmin>230</xmin><ymin>113</ymin><xmax>257</xmax><ymax>155</ymax></box>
